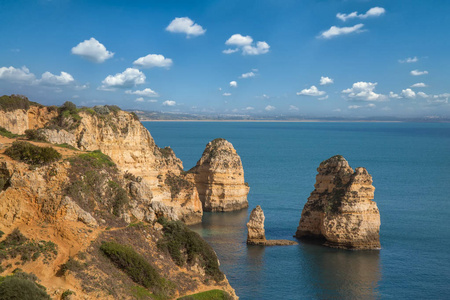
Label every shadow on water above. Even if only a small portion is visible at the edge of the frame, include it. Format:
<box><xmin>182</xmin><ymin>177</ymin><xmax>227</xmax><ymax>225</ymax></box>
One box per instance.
<box><xmin>299</xmin><ymin>241</ymin><xmax>381</xmax><ymax>299</ymax></box>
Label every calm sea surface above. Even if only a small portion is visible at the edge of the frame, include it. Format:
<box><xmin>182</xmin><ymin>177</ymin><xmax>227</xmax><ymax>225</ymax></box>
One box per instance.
<box><xmin>143</xmin><ymin>122</ymin><xmax>450</xmax><ymax>300</ymax></box>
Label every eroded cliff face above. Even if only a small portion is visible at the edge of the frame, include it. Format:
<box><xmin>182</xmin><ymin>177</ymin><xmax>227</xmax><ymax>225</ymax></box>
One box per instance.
<box><xmin>188</xmin><ymin>138</ymin><xmax>249</xmax><ymax>212</ymax></box>
<box><xmin>247</xmin><ymin>205</ymin><xmax>266</xmax><ymax>243</ymax></box>
<box><xmin>0</xmin><ymin>105</ymin><xmax>58</xmax><ymax>134</ymax></box>
<box><xmin>295</xmin><ymin>155</ymin><xmax>381</xmax><ymax>250</ymax></box>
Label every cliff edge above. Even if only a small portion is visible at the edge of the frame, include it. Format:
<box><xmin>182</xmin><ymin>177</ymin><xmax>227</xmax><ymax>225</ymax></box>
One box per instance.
<box><xmin>294</xmin><ymin>155</ymin><xmax>381</xmax><ymax>250</ymax></box>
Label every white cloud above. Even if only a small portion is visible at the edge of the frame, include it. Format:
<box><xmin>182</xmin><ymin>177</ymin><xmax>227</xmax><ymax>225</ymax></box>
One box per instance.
<box><xmin>223</xmin><ymin>48</ymin><xmax>239</xmax><ymax>54</ymax></box>
<box><xmin>224</xmin><ymin>34</ymin><xmax>269</xmax><ymax>55</ymax></box>
<box><xmin>297</xmin><ymin>85</ymin><xmax>326</xmax><ymax>97</ymax></box>
<box><xmin>337</xmin><ymin>7</ymin><xmax>385</xmax><ymax>21</ymax></box>
<box><xmin>399</xmin><ymin>56</ymin><xmax>418</xmax><ymax>63</ymax></box>
<box><xmin>100</xmin><ymin>68</ymin><xmax>145</xmax><ymax>90</ymax></box>
<box><xmin>320</xmin><ymin>24</ymin><xmax>365</xmax><ymax>39</ymax></box>
<box><xmin>318</xmin><ymin>95</ymin><xmax>329</xmax><ymax>100</ymax></box>
<box><xmin>230</xmin><ymin>81</ymin><xmax>237</xmax><ymax>87</ymax></box>
<box><xmin>401</xmin><ymin>88</ymin><xmax>416</xmax><ymax>99</ymax></box>
<box><xmin>289</xmin><ymin>105</ymin><xmax>299</xmax><ymax>111</ymax></box>
<box><xmin>411</xmin><ymin>82</ymin><xmax>428</xmax><ymax>88</ymax></box>
<box><xmin>411</xmin><ymin>69</ymin><xmax>428</xmax><ymax>76</ymax></box>
<box><xmin>417</xmin><ymin>92</ymin><xmax>428</xmax><ymax>98</ymax></box>
<box><xmin>349</xmin><ymin>104</ymin><xmax>376</xmax><ymax>109</ymax></box>
<box><xmin>223</xmin><ymin>92</ymin><xmax>231</xmax><ymax>96</ymax></box>
<box><xmin>348</xmin><ymin>105</ymin><xmax>362</xmax><ymax>109</ymax></box>
<box><xmin>38</xmin><ymin>71</ymin><xmax>74</xmax><ymax>86</ymax></box>
<box><xmin>367</xmin><ymin>103</ymin><xmax>376</xmax><ymax>108</ymax></box>
<box><xmin>148</xmin><ymin>99</ymin><xmax>158</xmax><ymax>103</ymax></box>
<box><xmin>162</xmin><ymin>100</ymin><xmax>176</xmax><ymax>106</ymax></box>
<box><xmin>244</xmin><ymin>106</ymin><xmax>254</xmax><ymax>110</ymax></box>
<box><xmin>135</xmin><ymin>97</ymin><xmax>145</xmax><ymax>102</ymax></box>
<box><xmin>71</xmin><ymin>37</ymin><xmax>114</xmax><ymax>63</ymax></box>
<box><xmin>0</xmin><ymin>66</ymin><xmax>35</xmax><ymax>82</ymax></box>
<box><xmin>225</xmin><ymin>34</ymin><xmax>253</xmax><ymax>46</ymax></box>
<box><xmin>133</xmin><ymin>54</ymin><xmax>173</xmax><ymax>69</ymax></box>
<box><xmin>240</xmin><ymin>71</ymin><xmax>255</xmax><ymax>79</ymax></box>
<box><xmin>126</xmin><ymin>88</ymin><xmax>159</xmax><ymax>97</ymax></box>
<box><xmin>265</xmin><ymin>105</ymin><xmax>275</xmax><ymax>111</ymax></box>
<box><xmin>342</xmin><ymin>81</ymin><xmax>387</xmax><ymax>101</ymax></box>
<box><xmin>389</xmin><ymin>91</ymin><xmax>401</xmax><ymax>99</ymax></box>
<box><xmin>320</xmin><ymin>76</ymin><xmax>334</xmax><ymax>85</ymax></box>
<box><xmin>166</xmin><ymin>17</ymin><xmax>206</xmax><ymax>37</ymax></box>
<box><xmin>414</xmin><ymin>92</ymin><xmax>450</xmax><ymax>104</ymax></box>
<box><xmin>242</xmin><ymin>41</ymin><xmax>270</xmax><ymax>55</ymax></box>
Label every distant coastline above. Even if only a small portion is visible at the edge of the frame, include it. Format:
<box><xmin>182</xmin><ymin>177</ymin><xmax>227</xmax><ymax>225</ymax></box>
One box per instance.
<box><xmin>140</xmin><ymin>119</ymin><xmax>404</xmax><ymax>123</ymax></box>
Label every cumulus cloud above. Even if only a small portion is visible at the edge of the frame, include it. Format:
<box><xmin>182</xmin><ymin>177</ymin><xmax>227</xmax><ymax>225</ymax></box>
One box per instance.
<box><xmin>71</xmin><ymin>38</ymin><xmax>114</xmax><ymax>63</ymax></box>
<box><xmin>289</xmin><ymin>105</ymin><xmax>299</xmax><ymax>111</ymax></box>
<box><xmin>318</xmin><ymin>95</ymin><xmax>329</xmax><ymax>100</ymax></box>
<box><xmin>135</xmin><ymin>97</ymin><xmax>145</xmax><ymax>102</ymax></box>
<box><xmin>166</xmin><ymin>17</ymin><xmax>206</xmax><ymax>37</ymax></box>
<box><xmin>224</xmin><ymin>34</ymin><xmax>270</xmax><ymax>55</ymax></box>
<box><xmin>0</xmin><ymin>66</ymin><xmax>36</xmax><ymax>82</ymax></box>
<box><xmin>412</xmin><ymin>91</ymin><xmax>450</xmax><ymax>104</ymax></box>
<box><xmin>100</xmin><ymin>68</ymin><xmax>145</xmax><ymax>90</ymax></box>
<box><xmin>223</xmin><ymin>48</ymin><xmax>239</xmax><ymax>54</ymax></box>
<box><xmin>342</xmin><ymin>81</ymin><xmax>387</xmax><ymax>101</ymax></box>
<box><xmin>38</xmin><ymin>71</ymin><xmax>74</xmax><ymax>86</ymax></box>
<box><xmin>337</xmin><ymin>7</ymin><xmax>386</xmax><ymax>21</ymax></box>
<box><xmin>399</xmin><ymin>56</ymin><xmax>418</xmax><ymax>63</ymax></box>
<box><xmin>223</xmin><ymin>92</ymin><xmax>231</xmax><ymax>96</ymax></box>
<box><xmin>244</xmin><ymin>107</ymin><xmax>254</xmax><ymax>110</ymax></box>
<box><xmin>162</xmin><ymin>100</ymin><xmax>176</xmax><ymax>106</ymax></box>
<box><xmin>320</xmin><ymin>76</ymin><xmax>334</xmax><ymax>85</ymax></box>
<box><xmin>411</xmin><ymin>69</ymin><xmax>428</xmax><ymax>76</ymax></box>
<box><xmin>389</xmin><ymin>91</ymin><xmax>401</xmax><ymax>99</ymax></box>
<box><xmin>348</xmin><ymin>103</ymin><xmax>376</xmax><ymax>109</ymax></box>
<box><xmin>240</xmin><ymin>71</ymin><xmax>256</xmax><ymax>79</ymax></box>
<box><xmin>126</xmin><ymin>88</ymin><xmax>159</xmax><ymax>97</ymax></box>
<box><xmin>297</xmin><ymin>85</ymin><xmax>326</xmax><ymax>97</ymax></box>
<box><xmin>133</xmin><ymin>54</ymin><xmax>173</xmax><ymax>69</ymax></box>
<box><xmin>348</xmin><ymin>105</ymin><xmax>362</xmax><ymax>109</ymax></box>
<box><xmin>265</xmin><ymin>105</ymin><xmax>275</xmax><ymax>111</ymax></box>
<box><xmin>411</xmin><ymin>82</ymin><xmax>428</xmax><ymax>88</ymax></box>
<box><xmin>401</xmin><ymin>88</ymin><xmax>416</xmax><ymax>99</ymax></box>
<box><xmin>320</xmin><ymin>24</ymin><xmax>365</xmax><ymax>39</ymax></box>
<box><xmin>230</xmin><ymin>81</ymin><xmax>237</xmax><ymax>87</ymax></box>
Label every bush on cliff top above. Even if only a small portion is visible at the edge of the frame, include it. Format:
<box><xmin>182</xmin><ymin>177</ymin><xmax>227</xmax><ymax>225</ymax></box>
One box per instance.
<box><xmin>177</xmin><ymin>289</ymin><xmax>232</xmax><ymax>300</ymax></box>
<box><xmin>24</xmin><ymin>129</ymin><xmax>47</xmax><ymax>142</ymax></box>
<box><xmin>0</xmin><ymin>270</ymin><xmax>50</xmax><ymax>300</ymax></box>
<box><xmin>0</xmin><ymin>127</ymin><xmax>19</xmax><ymax>139</ymax></box>
<box><xmin>4</xmin><ymin>141</ymin><xmax>61</xmax><ymax>165</ymax></box>
<box><xmin>0</xmin><ymin>95</ymin><xmax>31</xmax><ymax>112</ymax></box>
<box><xmin>157</xmin><ymin>218</ymin><xmax>224</xmax><ymax>282</ymax></box>
<box><xmin>100</xmin><ymin>241</ymin><xmax>174</xmax><ymax>298</ymax></box>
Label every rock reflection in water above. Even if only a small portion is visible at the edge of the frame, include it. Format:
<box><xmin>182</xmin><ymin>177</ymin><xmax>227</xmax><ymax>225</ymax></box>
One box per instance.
<box><xmin>301</xmin><ymin>242</ymin><xmax>381</xmax><ymax>299</ymax></box>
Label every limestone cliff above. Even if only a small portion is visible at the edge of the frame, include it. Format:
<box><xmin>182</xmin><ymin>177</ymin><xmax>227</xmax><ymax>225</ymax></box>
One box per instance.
<box><xmin>188</xmin><ymin>138</ymin><xmax>249</xmax><ymax>212</ymax></box>
<box><xmin>0</xmin><ymin>103</ymin><xmax>58</xmax><ymax>135</ymax></box>
<box><xmin>294</xmin><ymin>155</ymin><xmax>381</xmax><ymax>250</ymax></box>
<box><xmin>0</xmin><ymin>137</ymin><xmax>237</xmax><ymax>299</ymax></box>
<box><xmin>247</xmin><ymin>206</ymin><xmax>297</xmax><ymax>246</ymax></box>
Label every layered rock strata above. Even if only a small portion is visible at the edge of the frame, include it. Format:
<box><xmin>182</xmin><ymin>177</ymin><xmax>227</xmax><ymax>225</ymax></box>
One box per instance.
<box><xmin>188</xmin><ymin>138</ymin><xmax>249</xmax><ymax>212</ymax></box>
<box><xmin>247</xmin><ymin>205</ymin><xmax>297</xmax><ymax>246</ymax></box>
<box><xmin>295</xmin><ymin>155</ymin><xmax>381</xmax><ymax>250</ymax></box>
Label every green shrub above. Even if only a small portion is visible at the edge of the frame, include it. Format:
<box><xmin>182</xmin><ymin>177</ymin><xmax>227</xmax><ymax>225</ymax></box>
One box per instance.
<box><xmin>0</xmin><ymin>127</ymin><xmax>19</xmax><ymax>139</ymax></box>
<box><xmin>54</xmin><ymin>143</ymin><xmax>78</xmax><ymax>150</ymax></box>
<box><xmin>177</xmin><ymin>289</ymin><xmax>232</xmax><ymax>300</ymax></box>
<box><xmin>60</xmin><ymin>257</ymin><xmax>84</xmax><ymax>273</ymax></box>
<box><xmin>61</xmin><ymin>289</ymin><xmax>74</xmax><ymax>299</ymax></box>
<box><xmin>164</xmin><ymin>174</ymin><xmax>194</xmax><ymax>198</ymax></box>
<box><xmin>157</xmin><ymin>219</ymin><xmax>224</xmax><ymax>282</ymax></box>
<box><xmin>24</xmin><ymin>129</ymin><xmax>47</xmax><ymax>142</ymax></box>
<box><xmin>4</xmin><ymin>141</ymin><xmax>61</xmax><ymax>165</ymax></box>
<box><xmin>0</xmin><ymin>95</ymin><xmax>31</xmax><ymax>112</ymax></box>
<box><xmin>100</xmin><ymin>241</ymin><xmax>174</xmax><ymax>298</ymax></box>
<box><xmin>107</xmin><ymin>181</ymin><xmax>129</xmax><ymax>216</ymax></box>
<box><xmin>0</xmin><ymin>275</ymin><xmax>50</xmax><ymax>300</ymax></box>
<box><xmin>75</xmin><ymin>150</ymin><xmax>116</xmax><ymax>168</ymax></box>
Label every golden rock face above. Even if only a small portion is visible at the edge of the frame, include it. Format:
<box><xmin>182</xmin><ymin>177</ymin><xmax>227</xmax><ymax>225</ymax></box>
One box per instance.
<box><xmin>295</xmin><ymin>155</ymin><xmax>381</xmax><ymax>250</ymax></box>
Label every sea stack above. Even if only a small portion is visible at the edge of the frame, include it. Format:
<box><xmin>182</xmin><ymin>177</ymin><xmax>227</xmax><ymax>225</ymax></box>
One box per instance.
<box><xmin>188</xmin><ymin>138</ymin><xmax>249</xmax><ymax>212</ymax></box>
<box><xmin>247</xmin><ymin>206</ymin><xmax>297</xmax><ymax>246</ymax></box>
<box><xmin>295</xmin><ymin>155</ymin><xmax>381</xmax><ymax>250</ymax></box>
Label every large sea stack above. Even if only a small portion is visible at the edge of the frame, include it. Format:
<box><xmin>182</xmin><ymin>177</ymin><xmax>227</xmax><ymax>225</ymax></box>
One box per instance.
<box><xmin>188</xmin><ymin>138</ymin><xmax>249</xmax><ymax>212</ymax></box>
<box><xmin>295</xmin><ymin>155</ymin><xmax>381</xmax><ymax>250</ymax></box>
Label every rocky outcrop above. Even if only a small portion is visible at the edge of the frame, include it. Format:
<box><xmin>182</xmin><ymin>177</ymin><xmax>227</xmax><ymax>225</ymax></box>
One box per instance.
<box><xmin>188</xmin><ymin>138</ymin><xmax>249</xmax><ymax>212</ymax></box>
<box><xmin>247</xmin><ymin>205</ymin><xmax>297</xmax><ymax>246</ymax></box>
<box><xmin>294</xmin><ymin>155</ymin><xmax>381</xmax><ymax>250</ymax></box>
<box><xmin>0</xmin><ymin>105</ymin><xmax>57</xmax><ymax>134</ymax></box>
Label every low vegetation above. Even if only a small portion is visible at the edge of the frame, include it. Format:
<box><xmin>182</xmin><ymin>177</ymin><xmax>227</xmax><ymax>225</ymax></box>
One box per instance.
<box><xmin>24</xmin><ymin>129</ymin><xmax>47</xmax><ymax>142</ymax></box>
<box><xmin>164</xmin><ymin>174</ymin><xmax>194</xmax><ymax>198</ymax></box>
<box><xmin>157</xmin><ymin>218</ymin><xmax>224</xmax><ymax>282</ymax></box>
<box><xmin>4</xmin><ymin>141</ymin><xmax>61</xmax><ymax>165</ymax></box>
<box><xmin>0</xmin><ymin>95</ymin><xmax>34</xmax><ymax>112</ymax></box>
<box><xmin>0</xmin><ymin>229</ymin><xmax>58</xmax><ymax>265</ymax></box>
<box><xmin>177</xmin><ymin>290</ymin><xmax>232</xmax><ymax>300</ymax></box>
<box><xmin>100</xmin><ymin>241</ymin><xmax>174</xmax><ymax>299</ymax></box>
<box><xmin>0</xmin><ymin>270</ymin><xmax>50</xmax><ymax>300</ymax></box>
<box><xmin>0</xmin><ymin>127</ymin><xmax>19</xmax><ymax>139</ymax></box>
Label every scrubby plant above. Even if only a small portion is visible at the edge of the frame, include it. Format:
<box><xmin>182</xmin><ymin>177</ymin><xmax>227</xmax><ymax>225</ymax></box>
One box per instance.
<box><xmin>100</xmin><ymin>241</ymin><xmax>174</xmax><ymax>298</ymax></box>
<box><xmin>60</xmin><ymin>257</ymin><xmax>84</xmax><ymax>274</ymax></box>
<box><xmin>0</xmin><ymin>95</ymin><xmax>31</xmax><ymax>112</ymax></box>
<box><xmin>61</xmin><ymin>289</ymin><xmax>74</xmax><ymax>299</ymax></box>
<box><xmin>24</xmin><ymin>129</ymin><xmax>47</xmax><ymax>142</ymax></box>
<box><xmin>177</xmin><ymin>289</ymin><xmax>232</xmax><ymax>300</ymax></box>
<box><xmin>0</xmin><ymin>127</ymin><xmax>19</xmax><ymax>139</ymax></box>
<box><xmin>0</xmin><ymin>271</ymin><xmax>50</xmax><ymax>300</ymax></box>
<box><xmin>4</xmin><ymin>141</ymin><xmax>61</xmax><ymax>165</ymax></box>
<box><xmin>164</xmin><ymin>174</ymin><xmax>194</xmax><ymax>199</ymax></box>
<box><xmin>157</xmin><ymin>219</ymin><xmax>224</xmax><ymax>282</ymax></box>
<box><xmin>75</xmin><ymin>150</ymin><xmax>116</xmax><ymax>168</ymax></box>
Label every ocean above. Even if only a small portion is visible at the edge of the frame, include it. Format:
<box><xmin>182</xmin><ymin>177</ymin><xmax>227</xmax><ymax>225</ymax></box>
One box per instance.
<box><xmin>143</xmin><ymin>121</ymin><xmax>450</xmax><ymax>299</ymax></box>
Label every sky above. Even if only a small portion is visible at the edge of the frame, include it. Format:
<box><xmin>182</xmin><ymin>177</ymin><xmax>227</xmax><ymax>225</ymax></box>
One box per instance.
<box><xmin>0</xmin><ymin>0</ymin><xmax>449</xmax><ymax>118</ymax></box>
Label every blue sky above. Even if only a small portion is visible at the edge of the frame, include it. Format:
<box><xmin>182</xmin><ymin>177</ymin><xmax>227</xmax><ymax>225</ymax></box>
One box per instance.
<box><xmin>0</xmin><ymin>0</ymin><xmax>449</xmax><ymax>118</ymax></box>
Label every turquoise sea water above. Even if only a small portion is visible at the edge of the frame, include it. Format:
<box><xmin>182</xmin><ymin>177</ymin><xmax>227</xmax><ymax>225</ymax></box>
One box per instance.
<box><xmin>143</xmin><ymin>122</ymin><xmax>450</xmax><ymax>299</ymax></box>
